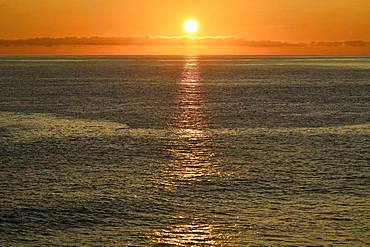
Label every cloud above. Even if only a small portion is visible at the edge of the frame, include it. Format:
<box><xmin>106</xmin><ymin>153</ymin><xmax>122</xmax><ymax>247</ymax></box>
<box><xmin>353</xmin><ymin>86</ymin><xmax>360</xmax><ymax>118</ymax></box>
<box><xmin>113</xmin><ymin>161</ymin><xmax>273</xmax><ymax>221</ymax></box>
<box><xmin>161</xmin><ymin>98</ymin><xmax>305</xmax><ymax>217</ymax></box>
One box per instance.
<box><xmin>310</xmin><ymin>41</ymin><xmax>370</xmax><ymax>47</ymax></box>
<box><xmin>1</xmin><ymin>36</ymin><xmax>369</xmax><ymax>48</ymax></box>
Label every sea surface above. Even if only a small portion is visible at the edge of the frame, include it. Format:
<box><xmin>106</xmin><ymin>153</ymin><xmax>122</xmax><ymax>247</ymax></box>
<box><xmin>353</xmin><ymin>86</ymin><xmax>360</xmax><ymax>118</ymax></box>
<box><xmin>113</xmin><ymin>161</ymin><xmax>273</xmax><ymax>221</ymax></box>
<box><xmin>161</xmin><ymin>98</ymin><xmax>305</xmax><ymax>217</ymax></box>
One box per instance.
<box><xmin>0</xmin><ymin>56</ymin><xmax>369</xmax><ymax>246</ymax></box>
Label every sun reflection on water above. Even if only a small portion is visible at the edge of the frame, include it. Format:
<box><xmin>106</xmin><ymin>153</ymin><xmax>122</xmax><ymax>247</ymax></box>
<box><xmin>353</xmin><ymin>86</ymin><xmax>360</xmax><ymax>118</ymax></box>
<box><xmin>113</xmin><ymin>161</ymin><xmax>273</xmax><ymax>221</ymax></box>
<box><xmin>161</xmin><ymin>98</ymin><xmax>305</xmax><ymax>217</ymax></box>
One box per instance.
<box><xmin>164</xmin><ymin>56</ymin><xmax>219</xmax><ymax>184</ymax></box>
<box><xmin>154</xmin><ymin>57</ymin><xmax>224</xmax><ymax>245</ymax></box>
<box><xmin>154</xmin><ymin>222</ymin><xmax>223</xmax><ymax>246</ymax></box>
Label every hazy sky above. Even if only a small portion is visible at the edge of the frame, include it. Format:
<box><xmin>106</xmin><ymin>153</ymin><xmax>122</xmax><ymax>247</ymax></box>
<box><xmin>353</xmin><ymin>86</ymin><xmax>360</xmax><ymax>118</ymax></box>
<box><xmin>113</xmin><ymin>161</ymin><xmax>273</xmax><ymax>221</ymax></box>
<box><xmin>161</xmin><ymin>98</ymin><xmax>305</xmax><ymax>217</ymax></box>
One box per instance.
<box><xmin>1</xmin><ymin>0</ymin><xmax>370</xmax><ymax>54</ymax></box>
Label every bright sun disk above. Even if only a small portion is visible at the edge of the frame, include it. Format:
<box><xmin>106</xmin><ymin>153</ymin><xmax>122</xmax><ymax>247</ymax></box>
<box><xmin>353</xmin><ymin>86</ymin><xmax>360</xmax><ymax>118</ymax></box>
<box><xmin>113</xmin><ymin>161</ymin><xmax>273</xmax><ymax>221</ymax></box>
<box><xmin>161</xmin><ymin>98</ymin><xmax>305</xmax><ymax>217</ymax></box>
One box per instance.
<box><xmin>183</xmin><ymin>19</ymin><xmax>199</xmax><ymax>34</ymax></box>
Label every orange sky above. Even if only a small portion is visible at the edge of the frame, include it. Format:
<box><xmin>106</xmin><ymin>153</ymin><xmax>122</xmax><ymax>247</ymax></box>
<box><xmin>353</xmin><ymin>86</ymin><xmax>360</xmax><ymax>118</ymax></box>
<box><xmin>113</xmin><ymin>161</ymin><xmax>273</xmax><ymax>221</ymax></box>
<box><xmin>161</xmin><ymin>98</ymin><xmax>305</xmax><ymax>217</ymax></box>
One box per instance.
<box><xmin>1</xmin><ymin>0</ymin><xmax>370</xmax><ymax>54</ymax></box>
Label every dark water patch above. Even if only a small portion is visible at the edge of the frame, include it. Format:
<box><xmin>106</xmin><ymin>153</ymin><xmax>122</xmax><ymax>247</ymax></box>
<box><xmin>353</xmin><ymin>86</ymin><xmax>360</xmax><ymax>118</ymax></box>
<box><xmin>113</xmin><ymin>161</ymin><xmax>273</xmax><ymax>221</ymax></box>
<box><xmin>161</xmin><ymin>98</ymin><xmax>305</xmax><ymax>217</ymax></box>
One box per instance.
<box><xmin>1</xmin><ymin>56</ymin><xmax>369</xmax><ymax>245</ymax></box>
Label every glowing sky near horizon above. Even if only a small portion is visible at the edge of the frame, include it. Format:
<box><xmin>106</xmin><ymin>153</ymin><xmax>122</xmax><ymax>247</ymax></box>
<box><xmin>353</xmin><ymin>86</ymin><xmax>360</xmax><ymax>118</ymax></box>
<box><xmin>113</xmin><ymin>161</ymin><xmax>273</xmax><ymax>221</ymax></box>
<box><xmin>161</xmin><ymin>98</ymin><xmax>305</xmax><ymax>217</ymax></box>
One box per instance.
<box><xmin>0</xmin><ymin>0</ymin><xmax>369</xmax><ymax>54</ymax></box>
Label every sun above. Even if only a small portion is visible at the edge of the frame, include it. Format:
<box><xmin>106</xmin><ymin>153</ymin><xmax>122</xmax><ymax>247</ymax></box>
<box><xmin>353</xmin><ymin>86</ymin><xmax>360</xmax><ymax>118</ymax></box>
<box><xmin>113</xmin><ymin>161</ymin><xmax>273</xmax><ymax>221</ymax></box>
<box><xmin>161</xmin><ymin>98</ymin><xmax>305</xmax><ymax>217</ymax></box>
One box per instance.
<box><xmin>183</xmin><ymin>19</ymin><xmax>199</xmax><ymax>34</ymax></box>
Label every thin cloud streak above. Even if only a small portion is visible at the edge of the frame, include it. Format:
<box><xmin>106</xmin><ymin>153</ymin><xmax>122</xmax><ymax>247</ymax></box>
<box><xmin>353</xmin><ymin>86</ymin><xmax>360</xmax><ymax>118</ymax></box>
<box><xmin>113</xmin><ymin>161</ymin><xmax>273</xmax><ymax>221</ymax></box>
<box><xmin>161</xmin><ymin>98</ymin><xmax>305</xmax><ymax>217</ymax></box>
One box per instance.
<box><xmin>0</xmin><ymin>36</ymin><xmax>369</xmax><ymax>48</ymax></box>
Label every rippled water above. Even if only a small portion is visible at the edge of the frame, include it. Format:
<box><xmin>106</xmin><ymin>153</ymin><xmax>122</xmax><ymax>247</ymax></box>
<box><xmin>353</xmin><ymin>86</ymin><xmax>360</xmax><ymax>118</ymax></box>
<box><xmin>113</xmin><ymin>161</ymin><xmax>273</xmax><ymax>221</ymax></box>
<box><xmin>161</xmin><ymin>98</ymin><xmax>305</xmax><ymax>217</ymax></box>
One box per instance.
<box><xmin>0</xmin><ymin>56</ymin><xmax>369</xmax><ymax>246</ymax></box>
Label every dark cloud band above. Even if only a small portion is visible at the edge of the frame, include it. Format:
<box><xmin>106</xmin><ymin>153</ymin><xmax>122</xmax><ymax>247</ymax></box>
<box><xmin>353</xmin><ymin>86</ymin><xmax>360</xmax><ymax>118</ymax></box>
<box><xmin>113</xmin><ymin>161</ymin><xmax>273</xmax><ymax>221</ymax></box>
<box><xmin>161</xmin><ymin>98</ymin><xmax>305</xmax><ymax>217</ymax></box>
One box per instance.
<box><xmin>0</xmin><ymin>36</ymin><xmax>369</xmax><ymax>48</ymax></box>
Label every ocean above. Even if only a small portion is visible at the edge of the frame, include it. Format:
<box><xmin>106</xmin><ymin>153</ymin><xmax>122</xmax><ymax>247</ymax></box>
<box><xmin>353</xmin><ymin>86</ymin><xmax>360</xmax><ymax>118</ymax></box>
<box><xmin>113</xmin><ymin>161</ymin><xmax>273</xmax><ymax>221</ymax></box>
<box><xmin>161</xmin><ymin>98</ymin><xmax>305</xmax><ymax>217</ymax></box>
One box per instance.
<box><xmin>0</xmin><ymin>56</ymin><xmax>369</xmax><ymax>246</ymax></box>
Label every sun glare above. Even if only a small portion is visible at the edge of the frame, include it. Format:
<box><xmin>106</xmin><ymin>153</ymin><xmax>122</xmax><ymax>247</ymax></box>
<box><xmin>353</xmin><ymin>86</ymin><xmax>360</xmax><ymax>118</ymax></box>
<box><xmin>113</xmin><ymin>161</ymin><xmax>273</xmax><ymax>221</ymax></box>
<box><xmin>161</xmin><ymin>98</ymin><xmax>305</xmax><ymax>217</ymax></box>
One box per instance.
<box><xmin>183</xmin><ymin>19</ymin><xmax>199</xmax><ymax>34</ymax></box>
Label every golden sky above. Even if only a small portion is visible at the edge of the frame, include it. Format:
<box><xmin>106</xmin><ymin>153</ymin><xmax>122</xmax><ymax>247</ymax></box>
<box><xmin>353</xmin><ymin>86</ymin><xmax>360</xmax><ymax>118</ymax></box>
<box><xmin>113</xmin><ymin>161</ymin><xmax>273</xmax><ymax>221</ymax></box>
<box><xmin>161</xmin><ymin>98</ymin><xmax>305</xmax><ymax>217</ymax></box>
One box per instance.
<box><xmin>1</xmin><ymin>0</ymin><xmax>370</xmax><ymax>54</ymax></box>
